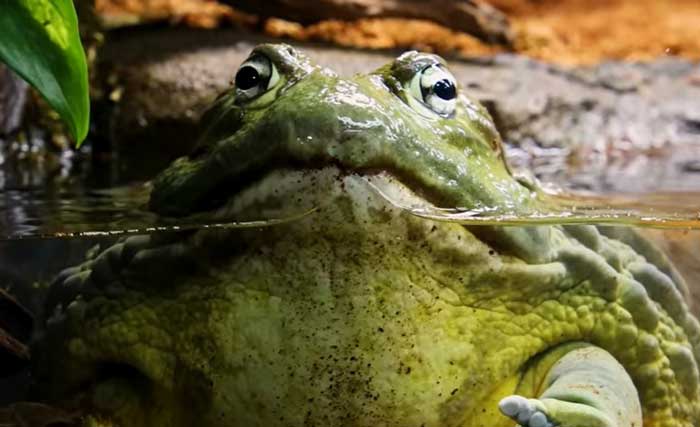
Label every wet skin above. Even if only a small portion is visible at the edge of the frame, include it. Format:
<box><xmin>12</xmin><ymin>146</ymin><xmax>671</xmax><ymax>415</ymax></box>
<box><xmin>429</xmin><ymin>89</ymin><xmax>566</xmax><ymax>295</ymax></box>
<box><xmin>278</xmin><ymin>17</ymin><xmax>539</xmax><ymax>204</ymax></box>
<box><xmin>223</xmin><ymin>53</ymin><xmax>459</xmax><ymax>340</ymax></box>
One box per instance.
<box><xmin>35</xmin><ymin>45</ymin><xmax>700</xmax><ymax>427</ymax></box>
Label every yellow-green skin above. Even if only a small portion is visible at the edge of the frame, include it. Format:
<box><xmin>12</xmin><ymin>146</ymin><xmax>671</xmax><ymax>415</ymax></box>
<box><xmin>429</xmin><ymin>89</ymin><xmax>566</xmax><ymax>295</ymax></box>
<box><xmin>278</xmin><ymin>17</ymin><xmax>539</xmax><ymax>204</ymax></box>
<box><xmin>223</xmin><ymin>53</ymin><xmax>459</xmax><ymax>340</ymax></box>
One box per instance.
<box><xmin>34</xmin><ymin>45</ymin><xmax>700</xmax><ymax>427</ymax></box>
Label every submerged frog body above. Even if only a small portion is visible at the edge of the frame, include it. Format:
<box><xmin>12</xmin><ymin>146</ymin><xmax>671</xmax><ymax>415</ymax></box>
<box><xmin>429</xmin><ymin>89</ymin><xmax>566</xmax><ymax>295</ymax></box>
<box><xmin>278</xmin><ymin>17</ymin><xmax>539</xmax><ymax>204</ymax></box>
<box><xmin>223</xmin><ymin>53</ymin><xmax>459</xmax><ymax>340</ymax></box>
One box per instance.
<box><xmin>34</xmin><ymin>45</ymin><xmax>700</xmax><ymax>427</ymax></box>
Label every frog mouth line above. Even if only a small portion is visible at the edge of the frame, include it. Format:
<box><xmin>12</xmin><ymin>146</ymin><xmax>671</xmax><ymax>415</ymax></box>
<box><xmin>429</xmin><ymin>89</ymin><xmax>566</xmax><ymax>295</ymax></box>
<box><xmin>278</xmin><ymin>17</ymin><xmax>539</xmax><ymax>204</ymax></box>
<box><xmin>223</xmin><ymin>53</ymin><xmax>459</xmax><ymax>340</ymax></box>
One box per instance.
<box><xmin>173</xmin><ymin>164</ymin><xmax>700</xmax><ymax>230</ymax></box>
<box><xmin>172</xmin><ymin>162</ymin><xmax>532</xmax><ymax>227</ymax></box>
<box><xmin>180</xmin><ymin>166</ymin><xmax>451</xmax><ymax>226</ymax></box>
<box><xmin>169</xmin><ymin>164</ymin><xmax>528</xmax><ymax>228</ymax></box>
<box><xmin>170</xmin><ymin>158</ymin><xmax>457</xmax><ymax>216</ymax></box>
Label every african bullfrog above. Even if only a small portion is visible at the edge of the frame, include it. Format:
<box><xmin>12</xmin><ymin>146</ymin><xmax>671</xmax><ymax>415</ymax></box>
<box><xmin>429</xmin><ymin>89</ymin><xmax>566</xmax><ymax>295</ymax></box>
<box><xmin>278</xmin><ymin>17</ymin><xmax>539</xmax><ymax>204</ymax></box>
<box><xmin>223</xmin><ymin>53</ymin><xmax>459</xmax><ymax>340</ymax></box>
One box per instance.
<box><xmin>32</xmin><ymin>44</ymin><xmax>700</xmax><ymax>427</ymax></box>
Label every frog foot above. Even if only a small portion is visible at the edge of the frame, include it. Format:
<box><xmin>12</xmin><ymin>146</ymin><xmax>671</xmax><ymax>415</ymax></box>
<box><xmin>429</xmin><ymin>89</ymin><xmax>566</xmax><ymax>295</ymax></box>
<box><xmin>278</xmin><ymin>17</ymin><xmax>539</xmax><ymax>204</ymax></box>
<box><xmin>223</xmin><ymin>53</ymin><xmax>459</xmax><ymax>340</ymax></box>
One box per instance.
<box><xmin>499</xmin><ymin>396</ymin><xmax>554</xmax><ymax>427</ymax></box>
<box><xmin>499</xmin><ymin>395</ymin><xmax>615</xmax><ymax>427</ymax></box>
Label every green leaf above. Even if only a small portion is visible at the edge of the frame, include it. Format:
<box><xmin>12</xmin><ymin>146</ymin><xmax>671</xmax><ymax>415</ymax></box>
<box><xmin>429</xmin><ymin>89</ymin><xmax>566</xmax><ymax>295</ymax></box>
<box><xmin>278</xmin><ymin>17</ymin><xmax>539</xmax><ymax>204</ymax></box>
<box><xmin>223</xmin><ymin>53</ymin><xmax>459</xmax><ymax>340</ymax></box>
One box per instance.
<box><xmin>0</xmin><ymin>0</ymin><xmax>89</xmax><ymax>145</ymax></box>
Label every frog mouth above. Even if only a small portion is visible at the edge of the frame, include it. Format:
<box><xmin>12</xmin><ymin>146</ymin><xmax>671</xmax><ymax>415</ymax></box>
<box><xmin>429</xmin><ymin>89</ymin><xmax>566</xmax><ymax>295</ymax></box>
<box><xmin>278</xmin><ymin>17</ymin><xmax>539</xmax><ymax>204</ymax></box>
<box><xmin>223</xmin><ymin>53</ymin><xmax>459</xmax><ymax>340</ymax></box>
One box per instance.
<box><xmin>176</xmin><ymin>166</ymin><xmax>446</xmax><ymax>226</ymax></box>
<box><xmin>188</xmin><ymin>163</ymin><xmax>696</xmax><ymax>230</ymax></box>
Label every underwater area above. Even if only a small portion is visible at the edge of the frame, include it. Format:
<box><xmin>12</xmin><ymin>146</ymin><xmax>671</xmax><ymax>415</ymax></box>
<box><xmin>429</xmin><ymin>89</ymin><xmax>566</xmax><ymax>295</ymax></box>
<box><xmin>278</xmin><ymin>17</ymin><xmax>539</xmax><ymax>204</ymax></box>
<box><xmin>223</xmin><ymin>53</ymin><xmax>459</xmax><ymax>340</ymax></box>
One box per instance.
<box><xmin>1</xmin><ymin>1</ymin><xmax>700</xmax><ymax>426</ymax></box>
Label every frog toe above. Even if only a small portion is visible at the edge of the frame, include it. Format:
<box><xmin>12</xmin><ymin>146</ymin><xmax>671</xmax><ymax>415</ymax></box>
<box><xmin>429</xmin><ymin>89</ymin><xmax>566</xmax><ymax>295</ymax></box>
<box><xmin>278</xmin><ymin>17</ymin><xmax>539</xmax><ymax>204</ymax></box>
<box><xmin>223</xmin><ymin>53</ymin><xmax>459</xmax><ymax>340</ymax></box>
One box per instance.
<box><xmin>499</xmin><ymin>395</ymin><xmax>554</xmax><ymax>427</ymax></box>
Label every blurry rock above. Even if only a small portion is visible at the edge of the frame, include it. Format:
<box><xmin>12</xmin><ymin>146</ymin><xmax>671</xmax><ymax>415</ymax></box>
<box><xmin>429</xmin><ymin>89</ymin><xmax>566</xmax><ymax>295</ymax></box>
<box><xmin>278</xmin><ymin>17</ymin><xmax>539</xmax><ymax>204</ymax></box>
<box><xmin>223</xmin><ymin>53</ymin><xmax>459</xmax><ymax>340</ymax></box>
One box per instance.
<box><xmin>682</xmin><ymin>159</ymin><xmax>700</xmax><ymax>172</ymax></box>
<box><xmin>222</xmin><ymin>0</ymin><xmax>513</xmax><ymax>46</ymax></box>
<box><xmin>94</xmin><ymin>0</ymin><xmax>253</xmax><ymax>29</ymax></box>
<box><xmin>452</xmin><ymin>56</ymin><xmax>700</xmax><ymax>192</ymax></box>
<box><xmin>263</xmin><ymin>17</ymin><xmax>504</xmax><ymax>58</ymax></box>
<box><xmin>453</xmin><ymin>56</ymin><xmax>700</xmax><ymax>152</ymax></box>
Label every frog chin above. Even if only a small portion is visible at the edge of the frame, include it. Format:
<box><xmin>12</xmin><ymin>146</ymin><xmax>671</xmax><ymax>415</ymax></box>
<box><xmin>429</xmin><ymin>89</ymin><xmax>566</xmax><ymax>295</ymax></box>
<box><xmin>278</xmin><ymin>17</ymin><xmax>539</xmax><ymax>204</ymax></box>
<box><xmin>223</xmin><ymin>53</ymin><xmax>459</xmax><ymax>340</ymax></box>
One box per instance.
<box><xmin>199</xmin><ymin>166</ymin><xmax>438</xmax><ymax>225</ymax></box>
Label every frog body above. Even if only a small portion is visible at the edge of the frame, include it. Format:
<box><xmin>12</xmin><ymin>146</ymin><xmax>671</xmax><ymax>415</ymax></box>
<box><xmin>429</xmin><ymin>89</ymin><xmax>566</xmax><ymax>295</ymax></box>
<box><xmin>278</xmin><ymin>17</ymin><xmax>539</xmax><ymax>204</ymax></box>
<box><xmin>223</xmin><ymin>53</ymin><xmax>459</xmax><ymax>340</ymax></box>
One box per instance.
<box><xmin>34</xmin><ymin>45</ymin><xmax>700</xmax><ymax>427</ymax></box>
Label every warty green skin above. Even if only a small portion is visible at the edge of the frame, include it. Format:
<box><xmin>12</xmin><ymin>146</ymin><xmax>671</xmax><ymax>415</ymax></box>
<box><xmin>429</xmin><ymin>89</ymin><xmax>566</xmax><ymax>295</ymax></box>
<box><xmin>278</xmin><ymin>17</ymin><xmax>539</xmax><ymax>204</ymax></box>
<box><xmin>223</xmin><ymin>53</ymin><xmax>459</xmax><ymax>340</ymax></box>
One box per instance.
<box><xmin>34</xmin><ymin>45</ymin><xmax>700</xmax><ymax>427</ymax></box>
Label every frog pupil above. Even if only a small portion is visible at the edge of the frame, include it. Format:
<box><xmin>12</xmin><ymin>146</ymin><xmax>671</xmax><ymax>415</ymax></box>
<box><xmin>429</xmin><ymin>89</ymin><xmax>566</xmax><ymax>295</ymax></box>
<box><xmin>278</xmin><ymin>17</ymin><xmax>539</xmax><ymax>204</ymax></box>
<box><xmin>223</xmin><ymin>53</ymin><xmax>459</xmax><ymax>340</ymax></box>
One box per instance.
<box><xmin>433</xmin><ymin>79</ymin><xmax>456</xmax><ymax>100</ymax></box>
<box><xmin>236</xmin><ymin>66</ymin><xmax>260</xmax><ymax>90</ymax></box>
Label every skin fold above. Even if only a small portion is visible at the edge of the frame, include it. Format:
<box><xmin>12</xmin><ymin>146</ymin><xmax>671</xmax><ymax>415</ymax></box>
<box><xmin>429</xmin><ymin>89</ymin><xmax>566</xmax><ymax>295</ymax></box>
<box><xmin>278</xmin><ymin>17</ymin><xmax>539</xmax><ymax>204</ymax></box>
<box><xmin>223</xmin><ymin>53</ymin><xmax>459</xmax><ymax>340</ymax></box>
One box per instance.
<box><xmin>32</xmin><ymin>45</ymin><xmax>700</xmax><ymax>427</ymax></box>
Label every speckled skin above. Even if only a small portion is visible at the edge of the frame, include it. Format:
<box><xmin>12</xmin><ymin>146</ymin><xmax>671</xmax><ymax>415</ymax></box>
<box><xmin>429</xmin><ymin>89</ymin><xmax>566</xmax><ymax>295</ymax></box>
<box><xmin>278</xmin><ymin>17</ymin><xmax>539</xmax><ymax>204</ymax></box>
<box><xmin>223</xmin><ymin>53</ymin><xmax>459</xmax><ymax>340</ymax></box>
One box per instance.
<box><xmin>34</xmin><ymin>45</ymin><xmax>700</xmax><ymax>427</ymax></box>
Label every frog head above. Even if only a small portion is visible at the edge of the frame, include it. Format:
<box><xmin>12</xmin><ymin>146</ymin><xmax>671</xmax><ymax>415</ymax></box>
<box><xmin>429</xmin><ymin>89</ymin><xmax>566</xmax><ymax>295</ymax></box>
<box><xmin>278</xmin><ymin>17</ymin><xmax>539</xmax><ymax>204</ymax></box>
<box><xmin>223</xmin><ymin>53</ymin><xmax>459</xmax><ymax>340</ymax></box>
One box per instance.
<box><xmin>148</xmin><ymin>44</ymin><xmax>535</xmax><ymax>218</ymax></box>
<box><xmin>37</xmin><ymin>45</ymin><xmax>700</xmax><ymax>427</ymax></box>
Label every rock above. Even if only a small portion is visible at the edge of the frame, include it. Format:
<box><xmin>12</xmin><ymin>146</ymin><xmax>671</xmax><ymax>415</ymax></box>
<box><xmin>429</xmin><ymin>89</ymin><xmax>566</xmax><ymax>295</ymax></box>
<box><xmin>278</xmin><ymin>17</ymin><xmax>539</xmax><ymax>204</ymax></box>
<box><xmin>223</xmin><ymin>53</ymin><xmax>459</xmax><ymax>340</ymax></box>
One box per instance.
<box><xmin>453</xmin><ymin>56</ymin><xmax>700</xmax><ymax>192</ymax></box>
<box><xmin>221</xmin><ymin>0</ymin><xmax>514</xmax><ymax>46</ymax></box>
<box><xmin>682</xmin><ymin>160</ymin><xmax>700</xmax><ymax>172</ymax></box>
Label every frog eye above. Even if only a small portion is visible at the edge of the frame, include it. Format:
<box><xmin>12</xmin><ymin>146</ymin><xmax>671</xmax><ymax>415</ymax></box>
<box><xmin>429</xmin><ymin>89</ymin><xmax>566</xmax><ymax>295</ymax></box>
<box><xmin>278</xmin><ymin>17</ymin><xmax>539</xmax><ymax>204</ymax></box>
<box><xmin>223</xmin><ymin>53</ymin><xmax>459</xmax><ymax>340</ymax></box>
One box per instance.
<box><xmin>407</xmin><ymin>64</ymin><xmax>457</xmax><ymax>117</ymax></box>
<box><xmin>234</xmin><ymin>54</ymin><xmax>280</xmax><ymax>102</ymax></box>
